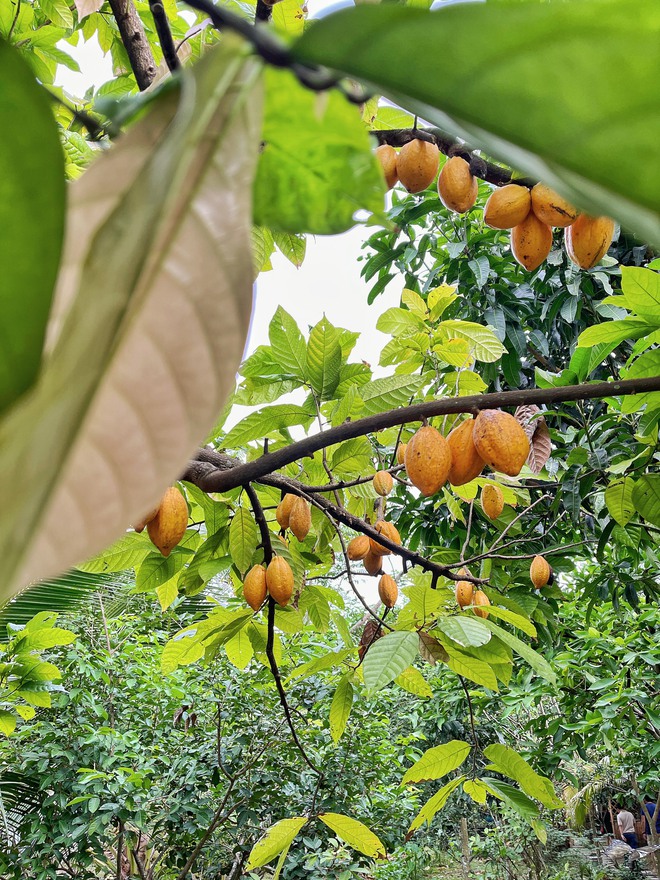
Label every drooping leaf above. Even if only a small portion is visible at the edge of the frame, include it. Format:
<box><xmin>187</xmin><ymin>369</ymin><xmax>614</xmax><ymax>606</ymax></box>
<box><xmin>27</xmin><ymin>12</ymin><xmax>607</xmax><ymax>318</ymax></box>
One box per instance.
<box><xmin>363</xmin><ymin>630</ymin><xmax>419</xmax><ymax>693</ymax></box>
<box><xmin>402</xmin><ymin>740</ymin><xmax>470</xmax><ymax>784</ymax></box>
<box><xmin>407</xmin><ymin>776</ymin><xmax>465</xmax><ymax>835</ymax></box>
<box><xmin>329</xmin><ymin>674</ymin><xmax>354</xmax><ymax>743</ymax></box>
<box><xmin>605</xmin><ymin>478</ymin><xmax>637</xmax><ymax>527</ymax></box>
<box><xmin>246</xmin><ymin>817</ymin><xmax>308</xmax><ymax>870</ymax></box>
<box><xmin>632</xmin><ymin>474</ymin><xmax>660</xmax><ymax>527</ymax></box>
<box><xmin>394</xmin><ymin>666</ymin><xmax>433</xmax><ymax>698</ymax></box>
<box><xmin>482</xmin><ymin>777</ymin><xmax>540</xmax><ymax>822</ymax></box>
<box><xmin>618</xmin><ymin>266</ymin><xmax>660</xmax><ymax>322</ymax></box>
<box><xmin>318</xmin><ymin>813</ymin><xmax>386</xmax><ymax>858</ymax></box>
<box><xmin>0</xmin><ymin>41</ymin><xmax>65</xmax><ymax>414</ymax></box>
<box><xmin>483</xmin><ymin>744</ymin><xmax>562</xmax><ymax>809</ymax></box>
<box><xmin>229</xmin><ymin>508</ymin><xmax>259</xmax><ymax>576</ymax></box>
<box><xmin>0</xmin><ymin>41</ymin><xmax>262</xmax><ymax>603</ymax></box>
<box><xmin>437</xmin><ymin>616</ymin><xmax>491</xmax><ymax>648</ymax></box>
<box><xmin>479</xmin><ymin>619</ymin><xmax>556</xmax><ymax>685</ymax></box>
<box><xmin>293</xmin><ymin>1</ymin><xmax>660</xmax><ymax>245</ymax></box>
<box><xmin>269</xmin><ymin>306</ymin><xmax>307</xmax><ymax>378</ymax></box>
<box><xmin>254</xmin><ymin>66</ymin><xmax>385</xmax><ymax>234</ymax></box>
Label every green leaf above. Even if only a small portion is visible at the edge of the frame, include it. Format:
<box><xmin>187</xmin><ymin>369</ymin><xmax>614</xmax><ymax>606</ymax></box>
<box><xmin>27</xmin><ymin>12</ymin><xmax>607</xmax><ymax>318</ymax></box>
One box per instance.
<box><xmin>618</xmin><ymin>266</ymin><xmax>660</xmax><ymax>321</ymax></box>
<box><xmin>225</xmin><ymin>628</ymin><xmax>254</xmax><ymax>670</ymax></box>
<box><xmin>269</xmin><ymin>306</ymin><xmax>307</xmax><ymax>378</ymax></box>
<box><xmin>252</xmin><ymin>225</ymin><xmax>275</xmax><ymax>274</ymax></box>
<box><xmin>80</xmin><ymin>534</ymin><xmax>154</xmax><ymax>574</ymax></box>
<box><xmin>0</xmin><ymin>41</ymin><xmax>65</xmax><ymax>414</ymax></box>
<box><xmin>402</xmin><ymin>740</ymin><xmax>470</xmax><ymax>784</ymax></box>
<box><xmin>0</xmin><ymin>710</ymin><xmax>17</xmax><ymax>737</ymax></box>
<box><xmin>293</xmin><ymin>2</ymin><xmax>660</xmax><ymax>245</ymax></box>
<box><xmin>285</xmin><ymin>648</ymin><xmax>352</xmax><ymax>683</ymax></box>
<box><xmin>363</xmin><ymin>631</ymin><xmax>419</xmax><ymax>693</ymax></box>
<box><xmin>376</xmin><ymin>307</ymin><xmax>425</xmax><ymax>337</ymax></box>
<box><xmin>479</xmin><ymin>619</ymin><xmax>556</xmax><ymax>685</ymax></box>
<box><xmin>463</xmin><ymin>779</ymin><xmax>488</xmax><ymax>805</ymax></box>
<box><xmin>156</xmin><ymin>578</ymin><xmax>179</xmax><ymax>611</ymax></box>
<box><xmin>436</xmin><ymin>634</ymin><xmax>498</xmax><ymax>691</ymax></box>
<box><xmin>223</xmin><ymin>404</ymin><xmax>314</xmax><ymax>448</ymax></box>
<box><xmin>483</xmin><ymin>744</ymin><xmax>562</xmax><ymax>809</ymax></box>
<box><xmin>478</xmin><ymin>605</ymin><xmax>536</xmax><ymax>638</ymax></box>
<box><xmin>318</xmin><ymin>813</ymin><xmax>386</xmax><ymax>858</ymax></box>
<box><xmin>0</xmin><ymin>41</ymin><xmax>261</xmax><ymax>603</ymax></box>
<box><xmin>306</xmin><ymin>318</ymin><xmax>342</xmax><ymax>400</ymax></box>
<box><xmin>135</xmin><ymin>552</ymin><xmax>185</xmax><ymax>593</ymax></box>
<box><xmin>436</xmin><ymin>321</ymin><xmax>506</xmax><ymax>363</ymax></box>
<box><xmin>358</xmin><ymin>374</ymin><xmax>424</xmax><ymax>416</ymax></box>
<box><xmin>437</xmin><ymin>616</ymin><xmax>491</xmax><ymax>648</ymax></box>
<box><xmin>246</xmin><ymin>817</ymin><xmax>308</xmax><ymax>869</ymax></box>
<box><xmin>621</xmin><ymin>349</ymin><xmax>660</xmax><ymax>413</ymax></box>
<box><xmin>605</xmin><ymin>478</ymin><xmax>637</xmax><ymax>526</ymax></box>
<box><xmin>18</xmin><ymin>627</ymin><xmax>76</xmax><ymax>649</ymax></box>
<box><xmin>632</xmin><ymin>474</ymin><xmax>660</xmax><ymax>527</ymax></box>
<box><xmin>394</xmin><ymin>666</ymin><xmax>433</xmax><ymax>698</ymax></box>
<box><xmin>229</xmin><ymin>508</ymin><xmax>259</xmax><ymax>577</ymax></box>
<box><xmin>577</xmin><ymin>318</ymin><xmax>652</xmax><ymax>348</ymax></box>
<box><xmin>254</xmin><ymin>66</ymin><xmax>384</xmax><ymax>234</ymax></box>
<box><xmin>330</xmin><ymin>438</ymin><xmax>374</xmax><ymax>477</ymax></box>
<box><xmin>482</xmin><ymin>778</ymin><xmax>540</xmax><ymax>822</ymax></box>
<box><xmin>273</xmin><ymin>231</ymin><xmax>307</xmax><ymax>267</ymax></box>
<box><xmin>329</xmin><ymin>674</ymin><xmax>354</xmax><ymax>743</ymax></box>
<box><xmin>408</xmin><ymin>776</ymin><xmax>465</xmax><ymax>834</ymax></box>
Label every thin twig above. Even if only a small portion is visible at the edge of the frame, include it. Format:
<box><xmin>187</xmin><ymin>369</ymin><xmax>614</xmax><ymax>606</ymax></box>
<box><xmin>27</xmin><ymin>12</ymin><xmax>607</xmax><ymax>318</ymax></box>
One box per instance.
<box><xmin>148</xmin><ymin>0</ymin><xmax>181</xmax><ymax>74</ymax></box>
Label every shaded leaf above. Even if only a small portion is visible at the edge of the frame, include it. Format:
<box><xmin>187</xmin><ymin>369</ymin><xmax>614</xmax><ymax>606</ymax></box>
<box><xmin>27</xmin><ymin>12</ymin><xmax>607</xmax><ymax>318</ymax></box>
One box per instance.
<box><xmin>319</xmin><ymin>813</ymin><xmax>385</xmax><ymax>858</ymax></box>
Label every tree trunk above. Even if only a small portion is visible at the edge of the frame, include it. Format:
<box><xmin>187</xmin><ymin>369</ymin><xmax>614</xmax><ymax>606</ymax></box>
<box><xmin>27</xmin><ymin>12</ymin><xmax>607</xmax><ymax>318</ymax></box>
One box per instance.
<box><xmin>460</xmin><ymin>817</ymin><xmax>471</xmax><ymax>880</ymax></box>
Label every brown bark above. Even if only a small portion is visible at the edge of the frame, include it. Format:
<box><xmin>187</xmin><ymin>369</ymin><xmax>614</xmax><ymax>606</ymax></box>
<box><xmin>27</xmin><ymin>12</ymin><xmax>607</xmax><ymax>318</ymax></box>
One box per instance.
<box><xmin>108</xmin><ymin>0</ymin><xmax>158</xmax><ymax>90</ymax></box>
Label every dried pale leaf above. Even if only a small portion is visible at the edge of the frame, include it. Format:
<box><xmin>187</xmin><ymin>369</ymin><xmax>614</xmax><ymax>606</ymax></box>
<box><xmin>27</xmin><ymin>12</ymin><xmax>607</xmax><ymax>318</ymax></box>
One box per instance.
<box><xmin>74</xmin><ymin>0</ymin><xmax>104</xmax><ymax>18</ymax></box>
<box><xmin>527</xmin><ymin>418</ymin><xmax>552</xmax><ymax>474</ymax></box>
<box><xmin>0</xmin><ymin>41</ymin><xmax>262</xmax><ymax>601</ymax></box>
<box><xmin>514</xmin><ymin>404</ymin><xmax>542</xmax><ymax>441</ymax></box>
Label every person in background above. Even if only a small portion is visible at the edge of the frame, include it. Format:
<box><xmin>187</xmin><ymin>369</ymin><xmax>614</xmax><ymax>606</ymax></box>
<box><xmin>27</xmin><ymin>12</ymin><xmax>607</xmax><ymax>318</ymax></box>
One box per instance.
<box><xmin>643</xmin><ymin>797</ymin><xmax>660</xmax><ymax>838</ymax></box>
<box><xmin>617</xmin><ymin>806</ymin><xmax>638</xmax><ymax>848</ymax></box>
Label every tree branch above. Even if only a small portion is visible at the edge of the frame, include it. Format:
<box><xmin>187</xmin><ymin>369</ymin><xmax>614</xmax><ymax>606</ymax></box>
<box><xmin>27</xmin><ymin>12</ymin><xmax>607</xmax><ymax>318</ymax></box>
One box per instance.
<box><xmin>182</xmin><ymin>376</ymin><xmax>660</xmax><ymax>495</ymax></box>
<box><xmin>148</xmin><ymin>0</ymin><xmax>181</xmax><ymax>74</ymax></box>
<box><xmin>108</xmin><ymin>0</ymin><xmax>157</xmax><ymax>90</ymax></box>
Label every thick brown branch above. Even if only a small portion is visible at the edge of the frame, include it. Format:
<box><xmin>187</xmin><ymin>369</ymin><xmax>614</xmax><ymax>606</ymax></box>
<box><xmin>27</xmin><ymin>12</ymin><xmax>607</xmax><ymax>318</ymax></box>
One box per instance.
<box><xmin>148</xmin><ymin>0</ymin><xmax>181</xmax><ymax>74</ymax></box>
<box><xmin>108</xmin><ymin>0</ymin><xmax>157</xmax><ymax>90</ymax></box>
<box><xmin>375</xmin><ymin>128</ymin><xmax>536</xmax><ymax>188</ymax></box>
<box><xmin>182</xmin><ymin>376</ymin><xmax>660</xmax><ymax>495</ymax></box>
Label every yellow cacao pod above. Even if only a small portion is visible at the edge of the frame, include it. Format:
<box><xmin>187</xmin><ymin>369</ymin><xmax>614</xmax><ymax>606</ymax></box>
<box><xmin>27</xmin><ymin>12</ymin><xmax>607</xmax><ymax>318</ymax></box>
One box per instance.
<box><xmin>373</xmin><ymin>470</ymin><xmax>394</xmax><ymax>497</ymax></box>
<box><xmin>266</xmin><ymin>556</ymin><xmax>294</xmax><ymax>607</ymax></box>
<box><xmin>363</xmin><ymin>550</ymin><xmax>383</xmax><ymax>576</ymax></box>
<box><xmin>396</xmin><ymin>139</ymin><xmax>439</xmax><ymax>193</ymax></box>
<box><xmin>565</xmin><ymin>215</ymin><xmax>615</xmax><ymax>269</ymax></box>
<box><xmin>276</xmin><ymin>493</ymin><xmax>297</xmax><ymax>530</ymax></box>
<box><xmin>405</xmin><ymin>425</ymin><xmax>452</xmax><ymax>496</ymax></box>
<box><xmin>378</xmin><ymin>573</ymin><xmax>398</xmax><ymax>608</ymax></box>
<box><xmin>396</xmin><ymin>443</ymin><xmax>407</xmax><ymax>465</ymax></box>
<box><xmin>147</xmin><ymin>487</ymin><xmax>188</xmax><ymax>557</ymax></box>
<box><xmin>531</xmin><ymin>183</ymin><xmax>578</xmax><ymax>227</ymax></box>
<box><xmin>243</xmin><ymin>564</ymin><xmax>267</xmax><ymax>612</ymax></box>
<box><xmin>473</xmin><ymin>590</ymin><xmax>491</xmax><ymax>619</ymax></box>
<box><xmin>484</xmin><ymin>184</ymin><xmax>531</xmax><ymax>229</ymax></box>
<box><xmin>473</xmin><ymin>410</ymin><xmax>530</xmax><ymax>477</ymax></box>
<box><xmin>511</xmin><ymin>212</ymin><xmax>553</xmax><ymax>271</ymax></box>
<box><xmin>530</xmin><ymin>555</ymin><xmax>552</xmax><ymax>589</ymax></box>
<box><xmin>447</xmin><ymin>419</ymin><xmax>484</xmax><ymax>486</ymax></box>
<box><xmin>369</xmin><ymin>520</ymin><xmax>402</xmax><ymax>557</ymax></box>
<box><xmin>438</xmin><ymin>156</ymin><xmax>478</xmax><ymax>214</ymax></box>
<box><xmin>347</xmin><ymin>534</ymin><xmax>370</xmax><ymax>561</ymax></box>
<box><xmin>132</xmin><ymin>506</ymin><xmax>159</xmax><ymax>534</ymax></box>
<box><xmin>481</xmin><ymin>483</ymin><xmax>504</xmax><ymax>520</ymax></box>
<box><xmin>455</xmin><ymin>579</ymin><xmax>474</xmax><ymax>609</ymax></box>
<box><xmin>289</xmin><ymin>497</ymin><xmax>311</xmax><ymax>542</ymax></box>
<box><xmin>375</xmin><ymin>144</ymin><xmax>398</xmax><ymax>190</ymax></box>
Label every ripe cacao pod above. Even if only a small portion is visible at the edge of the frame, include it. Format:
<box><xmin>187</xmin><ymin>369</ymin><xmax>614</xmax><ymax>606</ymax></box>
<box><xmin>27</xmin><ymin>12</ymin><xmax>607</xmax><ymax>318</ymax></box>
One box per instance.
<box><xmin>447</xmin><ymin>419</ymin><xmax>484</xmax><ymax>486</ymax></box>
<box><xmin>473</xmin><ymin>589</ymin><xmax>491</xmax><ymax>619</ymax></box>
<box><xmin>511</xmin><ymin>212</ymin><xmax>553</xmax><ymax>271</ymax></box>
<box><xmin>565</xmin><ymin>215</ymin><xmax>615</xmax><ymax>269</ymax></box>
<box><xmin>484</xmin><ymin>184</ymin><xmax>531</xmax><ymax>229</ymax></box>
<box><xmin>396</xmin><ymin>139</ymin><xmax>439</xmax><ymax>193</ymax></box>
<box><xmin>405</xmin><ymin>425</ymin><xmax>452</xmax><ymax>496</ymax></box>
<box><xmin>243</xmin><ymin>564</ymin><xmax>267</xmax><ymax>611</ymax></box>
<box><xmin>481</xmin><ymin>483</ymin><xmax>504</xmax><ymax>520</ymax></box>
<box><xmin>473</xmin><ymin>410</ymin><xmax>530</xmax><ymax>477</ymax></box>
<box><xmin>375</xmin><ymin>144</ymin><xmax>398</xmax><ymax>190</ymax></box>
<box><xmin>347</xmin><ymin>534</ymin><xmax>370</xmax><ymax>561</ymax></box>
<box><xmin>455</xmin><ymin>579</ymin><xmax>474</xmax><ymax>609</ymax></box>
<box><xmin>530</xmin><ymin>555</ymin><xmax>552</xmax><ymax>589</ymax></box>
<box><xmin>132</xmin><ymin>506</ymin><xmax>159</xmax><ymax>534</ymax></box>
<box><xmin>373</xmin><ymin>470</ymin><xmax>394</xmax><ymax>497</ymax></box>
<box><xmin>147</xmin><ymin>487</ymin><xmax>188</xmax><ymax>557</ymax></box>
<box><xmin>363</xmin><ymin>550</ymin><xmax>383</xmax><ymax>576</ymax></box>
<box><xmin>531</xmin><ymin>183</ymin><xmax>578</xmax><ymax>227</ymax></box>
<box><xmin>438</xmin><ymin>156</ymin><xmax>478</xmax><ymax>214</ymax></box>
<box><xmin>289</xmin><ymin>497</ymin><xmax>311</xmax><ymax>542</ymax></box>
<box><xmin>378</xmin><ymin>573</ymin><xmax>398</xmax><ymax>608</ymax></box>
<box><xmin>276</xmin><ymin>493</ymin><xmax>297</xmax><ymax>530</ymax></box>
<box><xmin>266</xmin><ymin>556</ymin><xmax>294</xmax><ymax>607</ymax></box>
<box><xmin>369</xmin><ymin>520</ymin><xmax>402</xmax><ymax>557</ymax></box>
<box><xmin>396</xmin><ymin>443</ymin><xmax>407</xmax><ymax>465</ymax></box>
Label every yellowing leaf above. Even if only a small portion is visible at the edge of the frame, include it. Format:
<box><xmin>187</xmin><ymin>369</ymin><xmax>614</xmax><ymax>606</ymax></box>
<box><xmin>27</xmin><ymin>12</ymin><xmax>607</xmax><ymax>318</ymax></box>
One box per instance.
<box><xmin>319</xmin><ymin>813</ymin><xmax>386</xmax><ymax>858</ymax></box>
<box><xmin>246</xmin><ymin>817</ymin><xmax>308</xmax><ymax>869</ymax></box>
<box><xmin>402</xmin><ymin>740</ymin><xmax>470</xmax><ymax>784</ymax></box>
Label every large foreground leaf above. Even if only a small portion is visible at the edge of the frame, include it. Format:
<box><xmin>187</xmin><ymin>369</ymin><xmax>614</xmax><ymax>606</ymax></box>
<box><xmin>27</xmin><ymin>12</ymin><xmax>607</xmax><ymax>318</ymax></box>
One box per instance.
<box><xmin>0</xmin><ymin>39</ymin><xmax>262</xmax><ymax>602</ymax></box>
<box><xmin>0</xmin><ymin>41</ymin><xmax>65</xmax><ymax>413</ymax></box>
<box><xmin>293</xmin><ymin>0</ymin><xmax>660</xmax><ymax>245</ymax></box>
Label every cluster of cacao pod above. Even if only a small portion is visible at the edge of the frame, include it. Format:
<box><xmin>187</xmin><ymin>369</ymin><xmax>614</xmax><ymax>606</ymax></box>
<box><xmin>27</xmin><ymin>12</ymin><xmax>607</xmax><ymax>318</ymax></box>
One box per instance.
<box><xmin>375</xmin><ymin>141</ymin><xmax>615</xmax><ymax>272</ymax></box>
<box><xmin>485</xmin><ymin>182</ymin><xmax>615</xmax><ymax>272</ymax></box>
<box><xmin>133</xmin><ymin>486</ymin><xmax>188</xmax><ymax>557</ymax></box>
<box><xmin>347</xmin><ymin>520</ymin><xmax>402</xmax><ymax>605</ymax></box>
<box><xmin>243</xmin><ymin>555</ymin><xmax>295</xmax><ymax>611</ymax></box>
<box><xmin>455</xmin><ymin>572</ymin><xmax>490</xmax><ymax>618</ymax></box>
<box><xmin>276</xmin><ymin>493</ymin><xmax>311</xmax><ymax>542</ymax></box>
<box><xmin>404</xmin><ymin>409</ymin><xmax>529</xmax><ymax>500</ymax></box>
